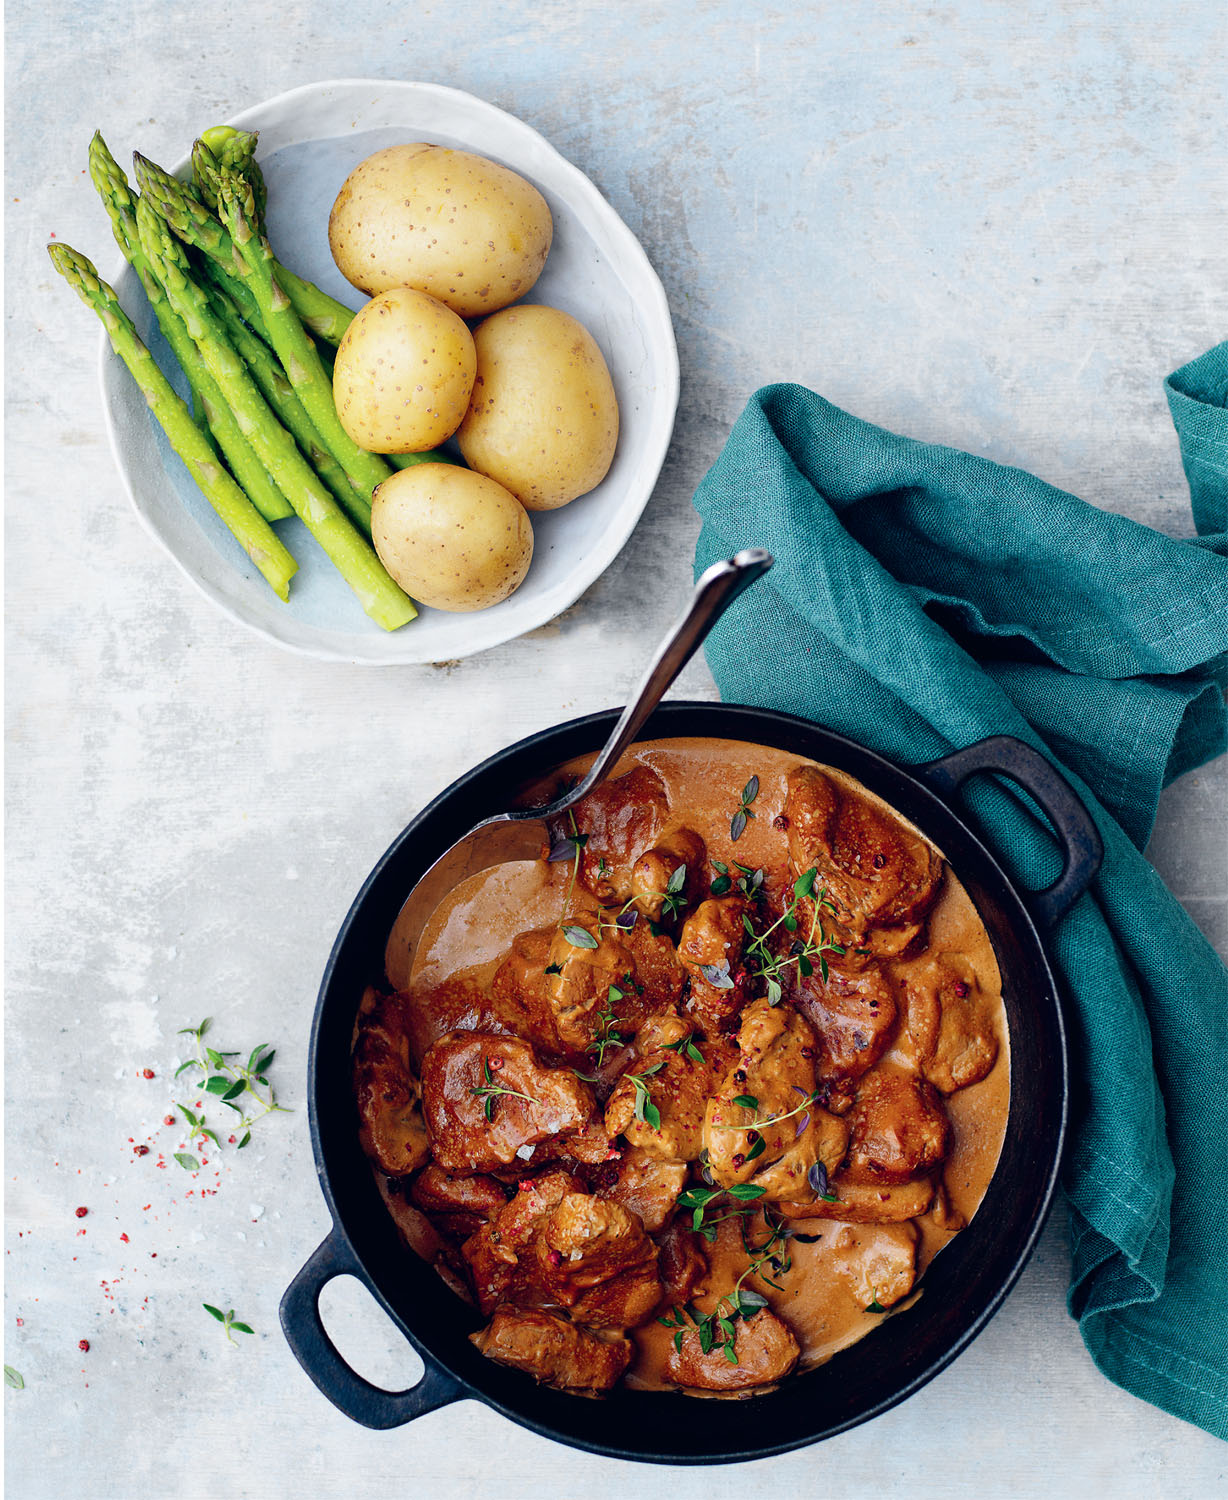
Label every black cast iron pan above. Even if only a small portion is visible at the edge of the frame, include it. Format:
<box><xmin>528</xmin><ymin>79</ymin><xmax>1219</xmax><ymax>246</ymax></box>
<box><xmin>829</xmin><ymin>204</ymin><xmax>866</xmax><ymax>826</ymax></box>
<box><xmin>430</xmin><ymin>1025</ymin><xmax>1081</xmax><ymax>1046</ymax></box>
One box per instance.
<box><xmin>281</xmin><ymin>703</ymin><xmax>1102</xmax><ymax>1464</ymax></box>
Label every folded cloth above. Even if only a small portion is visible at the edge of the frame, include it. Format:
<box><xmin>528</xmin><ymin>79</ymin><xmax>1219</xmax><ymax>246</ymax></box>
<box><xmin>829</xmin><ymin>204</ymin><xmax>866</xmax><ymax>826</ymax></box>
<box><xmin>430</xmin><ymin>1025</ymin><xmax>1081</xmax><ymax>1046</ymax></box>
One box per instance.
<box><xmin>692</xmin><ymin>343</ymin><xmax>1228</xmax><ymax>1440</ymax></box>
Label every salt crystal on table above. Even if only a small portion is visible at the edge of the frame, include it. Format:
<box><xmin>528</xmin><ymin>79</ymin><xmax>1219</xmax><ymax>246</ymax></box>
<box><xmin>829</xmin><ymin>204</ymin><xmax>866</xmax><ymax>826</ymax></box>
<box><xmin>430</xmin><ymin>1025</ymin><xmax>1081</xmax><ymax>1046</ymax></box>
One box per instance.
<box><xmin>249</xmin><ymin>1205</ymin><xmax>264</xmax><ymax>1220</ymax></box>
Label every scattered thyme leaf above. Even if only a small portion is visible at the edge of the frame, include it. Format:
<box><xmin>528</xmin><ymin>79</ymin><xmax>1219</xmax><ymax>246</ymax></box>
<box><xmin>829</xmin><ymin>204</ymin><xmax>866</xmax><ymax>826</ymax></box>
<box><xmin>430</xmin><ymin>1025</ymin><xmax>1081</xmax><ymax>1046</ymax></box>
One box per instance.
<box><xmin>561</xmin><ymin>924</ymin><xmax>599</xmax><ymax>950</ymax></box>
<box><xmin>204</xmin><ymin>1304</ymin><xmax>255</xmax><ymax>1345</ymax></box>
<box><xmin>698</xmin><ymin>961</ymin><xmax>734</xmax><ymax>990</ymax></box>
<box><xmin>4</xmin><ymin>1366</ymin><xmax>24</xmax><ymax>1390</ymax></box>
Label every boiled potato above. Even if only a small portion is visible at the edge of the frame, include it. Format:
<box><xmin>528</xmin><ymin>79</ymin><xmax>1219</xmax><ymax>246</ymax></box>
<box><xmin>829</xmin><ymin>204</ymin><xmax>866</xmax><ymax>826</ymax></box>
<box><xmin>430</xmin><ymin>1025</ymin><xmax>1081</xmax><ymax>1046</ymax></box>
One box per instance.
<box><xmin>332</xmin><ymin>288</ymin><xmax>476</xmax><ymax>453</ymax></box>
<box><xmin>457</xmin><ymin>305</ymin><xmax>619</xmax><ymax>511</ymax></box>
<box><xmin>328</xmin><ymin>144</ymin><xmax>552</xmax><ymax>318</ymax></box>
<box><xmin>371</xmin><ymin>463</ymin><xmax>533</xmax><ymax>613</ymax></box>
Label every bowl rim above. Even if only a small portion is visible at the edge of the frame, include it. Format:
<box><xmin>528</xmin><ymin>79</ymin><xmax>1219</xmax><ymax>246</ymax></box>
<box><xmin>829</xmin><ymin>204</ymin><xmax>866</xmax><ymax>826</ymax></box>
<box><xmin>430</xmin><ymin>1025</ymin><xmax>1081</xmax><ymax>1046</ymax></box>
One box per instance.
<box><xmin>97</xmin><ymin>77</ymin><xmax>681</xmax><ymax>664</ymax></box>
<box><xmin>293</xmin><ymin>703</ymin><xmax>1071</xmax><ymax>1461</ymax></box>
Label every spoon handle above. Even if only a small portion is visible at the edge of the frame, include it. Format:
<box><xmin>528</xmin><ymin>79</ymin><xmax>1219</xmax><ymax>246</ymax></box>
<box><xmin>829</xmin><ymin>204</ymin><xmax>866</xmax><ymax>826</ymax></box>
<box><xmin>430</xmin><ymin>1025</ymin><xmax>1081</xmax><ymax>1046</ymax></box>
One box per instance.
<box><xmin>522</xmin><ymin>548</ymin><xmax>774</xmax><ymax>822</ymax></box>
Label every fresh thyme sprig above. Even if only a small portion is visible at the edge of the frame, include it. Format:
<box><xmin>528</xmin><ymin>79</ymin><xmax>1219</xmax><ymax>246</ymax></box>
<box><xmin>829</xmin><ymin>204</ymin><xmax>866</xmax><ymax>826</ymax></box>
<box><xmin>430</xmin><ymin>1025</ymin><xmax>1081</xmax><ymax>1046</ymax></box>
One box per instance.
<box><xmin>746</xmin><ymin>867</ymin><xmax>845</xmax><ymax>1000</ymax></box>
<box><xmin>659</xmin><ymin>1204</ymin><xmax>809</xmax><ymax>1364</ymax></box>
<box><xmin>203</xmin><ymin>1304</ymin><xmax>254</xmax><ymax>1345</ymax></box>
<box><xmin>677</xmin><ymin>1182</ymin><xmax>768</xmax><ymax>1240</ymax></box>
<box><xmin>587</xmin><ymin>983</ymin><xmax>629</xmax><ymax>1067</ymax></box>
<box><xmin>730</xmin><ymin>775</ymin><xmax>759</xmax><ymax>842</ymax></box>
<box><xmin>549</xmin><ymin>812</ymin><xmax>588</xmax><ymax>933</ymax></box>
<box><xmin>627</xmin><ymin>1059</ymin><xmax>667</xmax><ymax>1130</ymax></box>
<box><xmin>658</xmin><ymin>863</ymin><xmax>688</xmax><ymax>921</ymax></box>
<box><xmin>663</xmin><ymin>1035</ymin><xmax>704</xmax><ymax>1064</ymax></box>
<box><xmin>712</xmin><ymin>1087</ymin><xmax>821</xmax><ymax>1136</ymax></box>
<box><xmin>172</xmin><ymin>1018</ymin><xmax>288</xmax><ymax>1163</ymax></box>
<box><xmin>469</xmin><ymin>1058</ymin><xmax>537</xmax><ymax>1122</ymax></box>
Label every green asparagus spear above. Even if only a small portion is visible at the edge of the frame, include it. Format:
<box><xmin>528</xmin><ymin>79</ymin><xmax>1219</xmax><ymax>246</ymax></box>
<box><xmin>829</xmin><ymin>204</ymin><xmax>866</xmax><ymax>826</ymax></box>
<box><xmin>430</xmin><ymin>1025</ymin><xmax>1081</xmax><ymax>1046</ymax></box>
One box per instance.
<box><xmin>212</xmin><ymin>169</ymin><xmax>396</xmax><ymax>508</ymax></box>
<box><xmin>48</xmin><ymin>242</ymin><xmax>297</xmax><ymax>601</ymax></box>
<box><xmin>195</xmin><ymin>128</ymin><xmax>266</xmax><ymax>220</ymax></box>
<box><xmin>194</xmin><ymin>138</ymin><xmax>455</xmax><ymax>471</ymax></box>
<box><xmin>136</xmin><ymin>199</ymin><xmax>415</xmax><ymax>631</ymax></box>
<box><xmin>138</xmin><ymin>149</ymin><xmax>354</xmax><ymax>347</ymax></box>
<box><xmin>135</xmin><ymin>152</ymin><xmax>390</xmax><ymax>511</ymax></box>
<box><xmin>132</xmin><ymin>152</ymin><xmax>271</xmax><ymax>338</ymax></box>
<box><xmin>201</xmin><ymin>272</ymin><xmax>355</xmax><ymax>511</ymax></box>
<box><xmin>87</xmin><ymin>132</ymin><xmax>293</xmax><ymax>523</ymax></box>
<box><xmin>209</xmin><ymin>132</ymin><xmax>357</xmax><ymax>344</ymax></box>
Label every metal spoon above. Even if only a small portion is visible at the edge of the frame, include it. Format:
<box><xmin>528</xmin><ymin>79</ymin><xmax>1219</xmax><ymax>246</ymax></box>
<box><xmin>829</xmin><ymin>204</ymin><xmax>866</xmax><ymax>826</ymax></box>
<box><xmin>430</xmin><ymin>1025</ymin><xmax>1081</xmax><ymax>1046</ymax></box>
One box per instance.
<box><xmin>383</xmin><ymin>548</ymin><xmax>774</xmax><ymax>989</ymax></box>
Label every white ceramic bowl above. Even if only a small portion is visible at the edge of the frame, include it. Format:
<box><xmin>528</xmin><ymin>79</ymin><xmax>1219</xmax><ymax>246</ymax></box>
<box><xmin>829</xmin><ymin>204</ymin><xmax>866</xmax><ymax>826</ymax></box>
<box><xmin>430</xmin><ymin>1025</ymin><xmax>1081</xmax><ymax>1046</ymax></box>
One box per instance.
<box><xmin>99</xmin><ymin>79</ymin><xmax>679</xmax><ymax>663</ymax></box>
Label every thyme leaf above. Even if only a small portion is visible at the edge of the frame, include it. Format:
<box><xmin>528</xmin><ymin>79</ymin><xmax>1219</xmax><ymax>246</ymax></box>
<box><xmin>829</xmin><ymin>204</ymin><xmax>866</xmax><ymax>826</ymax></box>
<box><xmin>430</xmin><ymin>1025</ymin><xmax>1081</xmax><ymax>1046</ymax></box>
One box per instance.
<box><xmin>204</xmin><ymin>1304</ymin><xmax>255</xmax><ymax>1345</ymax></box>
<box><xmin>627</xmin><ymin>1061</ymin><xmax>666</xmax><ymax>1131</ymax></box>
<box><xmin>730</xmin><ymin>776</ymin><xmax>759</xmax><ymax>841</ymax></box>
<box><xmin>470</xmin><ymin>1057</ymin><xmax>537</xmax><ymax>1121</ymax></box>
<box><xmin>561</xmin><ymin>924</ymin><xmax>599</xmax><ymax>950</ymax></box>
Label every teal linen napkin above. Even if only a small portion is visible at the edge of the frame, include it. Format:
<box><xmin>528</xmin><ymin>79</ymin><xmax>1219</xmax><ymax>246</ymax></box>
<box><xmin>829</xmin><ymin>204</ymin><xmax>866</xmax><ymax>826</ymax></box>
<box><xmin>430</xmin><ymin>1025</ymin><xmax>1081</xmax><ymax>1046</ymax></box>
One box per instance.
<box><xmin>692</xmin><ymin>343</ymin><xmax>1228</xmax><ymax>1439</ymax></box>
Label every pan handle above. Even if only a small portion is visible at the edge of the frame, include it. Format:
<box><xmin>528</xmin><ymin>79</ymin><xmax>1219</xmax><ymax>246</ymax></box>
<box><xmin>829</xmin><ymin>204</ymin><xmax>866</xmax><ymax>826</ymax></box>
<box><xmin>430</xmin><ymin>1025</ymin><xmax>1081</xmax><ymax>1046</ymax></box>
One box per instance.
<box><xmin>918</xmin><ymin>735</ymin><xmax>1103</xmax><ymax>928</ymax></box>
<box><xmin>280</xmin><ymin>1230</ymin><xmax>465</xmax><ymax>1429</ymax></box>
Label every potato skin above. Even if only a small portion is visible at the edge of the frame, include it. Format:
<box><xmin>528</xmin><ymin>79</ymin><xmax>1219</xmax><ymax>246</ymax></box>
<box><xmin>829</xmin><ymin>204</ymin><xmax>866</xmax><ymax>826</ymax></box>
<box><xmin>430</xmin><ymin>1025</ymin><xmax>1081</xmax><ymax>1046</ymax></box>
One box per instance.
<box><xmin>332</xmin><ymin>288</ymin><xmax>476</xmax><ymax>453</ymax></box>
<box><xmin>457</xmin><ymin>305</ymin><xmax>619</xmax><ymax>511</ymax></box>
<box><xmin>328</xmin><ymin>144</ymin><xmax>552</xmax><ymax>317</ymax></box>
<box><xmin>371</xmin><ymin>464</ymin><xmax>533</xmax><ymax>613</ymax></box>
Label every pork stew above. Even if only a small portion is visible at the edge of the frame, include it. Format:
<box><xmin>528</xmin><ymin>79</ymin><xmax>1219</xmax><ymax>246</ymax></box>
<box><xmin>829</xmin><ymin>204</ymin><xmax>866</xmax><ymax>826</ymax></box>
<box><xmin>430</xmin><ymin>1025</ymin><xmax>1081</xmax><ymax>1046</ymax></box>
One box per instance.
<box><xmin>354</xmin><ymin>739</ymin><xmax>1009</xmax><ymax>1396</ymax></box>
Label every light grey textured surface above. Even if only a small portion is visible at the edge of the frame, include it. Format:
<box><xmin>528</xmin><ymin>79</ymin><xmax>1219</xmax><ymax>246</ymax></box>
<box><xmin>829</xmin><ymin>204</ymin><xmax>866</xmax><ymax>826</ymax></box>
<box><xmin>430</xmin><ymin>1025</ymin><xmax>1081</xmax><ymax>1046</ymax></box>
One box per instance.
<box><xmin>5</xmin><ymin>2</ymin><xmax>1226</xmax><ymax>1497</ymax></box>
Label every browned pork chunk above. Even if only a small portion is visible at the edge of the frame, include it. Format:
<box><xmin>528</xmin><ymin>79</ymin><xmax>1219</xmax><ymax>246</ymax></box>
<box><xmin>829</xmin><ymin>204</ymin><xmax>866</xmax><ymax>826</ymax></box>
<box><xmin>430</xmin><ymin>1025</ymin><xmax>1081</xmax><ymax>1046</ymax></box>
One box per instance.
<box><xmin>630</xmin><ymin>825</ymin><xmax>707</xmax><ymax>924</ymax></box>
<box><xmin>461</xmin><ymin>1174</ymin><xmax>663</xmax><ymax>1330</ymax></box>
<box><xmin>462</xmin><ymin>1168</ymin><xmax>579</xmax><ymax>1315</ymax></box>
<box><xmin>568</xmin><ymin>764</ymin><xmax>670</xmax><ymax>902</ymax></box>
<box><xmin>604</xmin><ymin>1039</ymin><xmax>716</xmax><ymax>1163</ymax></box>
<box><xmin>489</xmin><ymin>927</ymin><xmax>564</xmax><ymax>1054</ymax></box>
<box><xmin>537</xmin><ymin>1194</ymin><xmax>662</xmax><ymax>1329</ymax></box>
<box><xmin>539</xmin><ymin>912</ymin><xmax>685</xmax><ymax>1056</ymax></box>
<box><xmin>420</xmin><ymin>1032</ymin><xmax>597</xmax><ymax>1174</ymax></box>
<box><xmin>656</xmin><ymin>1217</ymin><xmax>709</xmax><ymax>1306</ymax></box>
<box><xmin>677</xmin><ymin>895</ymin><xmax>752</xmax><ymax>1033</ymax></box>
<box><xmin>793</xmin><ymin>964</ymin><xmax>899</xmax><ymax>1082</ymax></box>
<box><xmin>471</xmin><ymin>1307</ymin><xmax>631</xmax><ymax>1392</ymax></box>
<box><xmin>353</xmin><ymin>990</ymin><xmax>431</xmax><ymax>1177</ymax></box>
<box><xmin>781</xmin><ymin>1176</ymin><xmax>936</xmax><ymax>1224</ymax></box>
<box><xmin>704</xmin><ymin>998</ymin><xmax>848</xmax><ymax>1204</ymax></box>
<box><xmin>842</xmin><ymin>1073</ymin><xmax>951</xmax><ymax>1186</ymax></box>
<box><xmin>783</xmin><ymin>766</ymin><xmax>942</xmax><ymax>939</ymax></box>
<box><xmin>901</xmin><ymin>953</ymin><xmax>1000</xmax><ymax>1094</ymax></box>
<box><xmin>828</xmin><ymin>1220</ymin><xmax>920</xmax><ymax>1310</ymax></box>
<box><xmin>591</xmin><ymin>1147</ymin><xmax>688</xmax><ymax>1233</ymax></box>
<box><xmin>664</xmin><ymin>1306</ymin><xmax>800</xmax><ymax>1391</ymax></box>
<box><xmin>408</xmin><ymin>1165</ymin><xmax>509</xmax><ymax>1239</ymax></box>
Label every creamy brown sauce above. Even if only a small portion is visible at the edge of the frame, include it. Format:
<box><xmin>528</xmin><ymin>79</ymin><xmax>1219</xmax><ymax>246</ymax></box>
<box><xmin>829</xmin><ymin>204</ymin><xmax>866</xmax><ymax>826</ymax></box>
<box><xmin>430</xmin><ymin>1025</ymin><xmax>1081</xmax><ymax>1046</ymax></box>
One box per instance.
<box><xmin>374</xmin><ymin>737</ymin><xmax>1009</xmax><ymax>1392</ymax></box>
